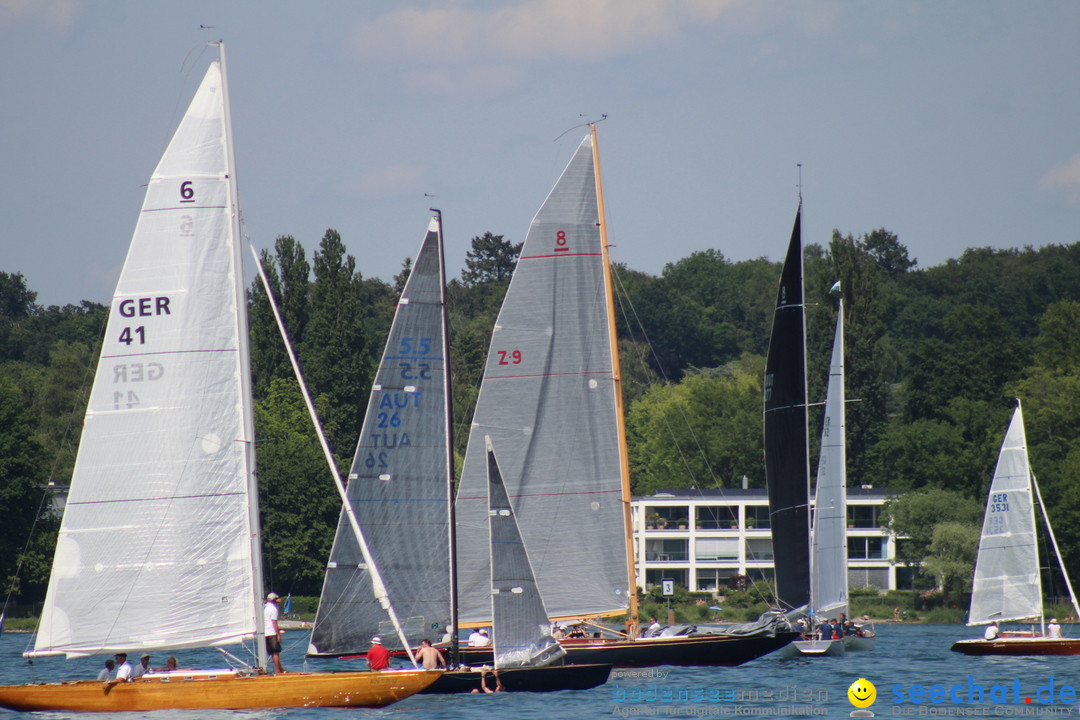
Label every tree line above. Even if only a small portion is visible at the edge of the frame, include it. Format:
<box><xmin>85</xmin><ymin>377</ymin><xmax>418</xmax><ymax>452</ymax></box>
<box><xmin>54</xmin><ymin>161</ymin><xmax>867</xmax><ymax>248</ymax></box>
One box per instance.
<box><xmin>4</xmin><ymin>227</ymin><xmax>1080</xmax><ymax>605</ymax></box>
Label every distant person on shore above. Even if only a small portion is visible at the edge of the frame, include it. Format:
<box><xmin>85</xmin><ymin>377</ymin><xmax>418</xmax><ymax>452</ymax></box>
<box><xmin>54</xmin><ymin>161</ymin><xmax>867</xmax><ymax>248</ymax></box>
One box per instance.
<box><xmin>415</xmin><ymin>639</ymin><xmax>445</xmax><ymax>670</ymax></box>
<box><xmin>984</xmin><ymin>621</ymin><xmax>999</xmax><ymax>640</ymax></box>
<box><xmin>97</xmin><ymin>658</ymin><xmax>115</xmax><ymax>682</ymax></box>
<box><xmin>367</xmin><ymin>636</ymin><xmax>391</xmax><ymax>671</ymax></box>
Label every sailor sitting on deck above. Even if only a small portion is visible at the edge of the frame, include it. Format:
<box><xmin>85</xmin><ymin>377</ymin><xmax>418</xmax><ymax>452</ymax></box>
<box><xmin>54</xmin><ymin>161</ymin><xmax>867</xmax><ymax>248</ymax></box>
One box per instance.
<box><xmin>984</xmin><ymin>621</ymin><xmax>999</xmax><ymax>640</ymax></box>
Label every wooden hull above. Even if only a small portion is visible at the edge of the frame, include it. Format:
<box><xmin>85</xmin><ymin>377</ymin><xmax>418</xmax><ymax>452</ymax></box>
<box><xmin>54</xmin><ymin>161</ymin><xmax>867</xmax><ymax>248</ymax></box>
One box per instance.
<box><xmin>422</xmin><ymin>663</ymin><xmax>611</xmax><ymax>694</ymax></box>
<box><xmin>0</xmin><ymin>669</ymin><xmax>441</xmax><ymax>712</ymax></box>
<box><xmin>458</xmin><ymin>631</ymin><xmax>798</xmax><ymax>668</ymax></box>
<box><xmin>951</xmin><ymin>638</ymin><xmax>1080</xmax><ymax>656</ymax></box>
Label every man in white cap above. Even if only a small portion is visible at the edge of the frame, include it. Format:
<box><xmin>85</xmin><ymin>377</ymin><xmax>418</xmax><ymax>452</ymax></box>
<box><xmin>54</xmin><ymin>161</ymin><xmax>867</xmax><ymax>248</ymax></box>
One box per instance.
<box><xmin>367</xmin><ymin>635</ymin><xmax>391</xmax><ymax>671</ymax></box>
<box><xmin>264</xmin><ymin>592</ymin><xmax>285</xmax><ymax>673</ymax></box>
<box><xmin>1048</xmin><ymin>618</ymin><xmax>1062</xmax><ymax>638</ymax></box>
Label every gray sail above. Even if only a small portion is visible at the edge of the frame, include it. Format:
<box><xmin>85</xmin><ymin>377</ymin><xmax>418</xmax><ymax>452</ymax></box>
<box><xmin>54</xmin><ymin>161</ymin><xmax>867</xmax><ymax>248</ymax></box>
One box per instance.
<box><xmin>455</xmin><ymin>135</ymin><xmax>630</xmax><ymax>624</ymax></box>
<box><xmin>967</xmin><ymin>404</ymin><xmax>1041</xmax><ymax>626</ymax></box>
<box><xmin>809</xmin><ymin>300</ymin><xmax>847</xmax><ymax>618</ymax></box>
<box><xmin>309</xmin><ymin>217</ymin><xmax>451</xmax><ymax>654</ymax></box>
<box><xmin>486</xmin><ymin>437</ymin><xmax>566</xmax><ymax>668</ymax></box>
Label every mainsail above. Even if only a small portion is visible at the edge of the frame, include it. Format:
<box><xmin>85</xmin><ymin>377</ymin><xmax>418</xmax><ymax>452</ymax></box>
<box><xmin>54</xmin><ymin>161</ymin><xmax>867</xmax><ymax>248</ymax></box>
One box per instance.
<box><xmin>764</xmin><ymin>206</ymin><xmax>811</xmax><ymax>611</ymax></box>
<box><xmin>809</xmin><ymin>300</ymin><xmax>847</xmax><ymax>618</ymax></box>
<box><xmin>33</xmin><ymin>59</ymin><xmax>260</xmax><ymax>658</ymax></box>
<box><xmin>455</xmin><ymin>133</ymin><xmax>630</xmax><ymax>625</ymax></box>
<box><xmin>309</xmin><ymin>217</ymin><xmax>451</xmax><ymax>654</ymax></box>
<box><xmin>486</xmin><ymin>438</ymin><xmax>566</xmax><ymax>668</ymax></box>
<box><xmin>967</xmin><ymin>404</ymin><xmax>1041</xmax><ymax>625</ymax></box>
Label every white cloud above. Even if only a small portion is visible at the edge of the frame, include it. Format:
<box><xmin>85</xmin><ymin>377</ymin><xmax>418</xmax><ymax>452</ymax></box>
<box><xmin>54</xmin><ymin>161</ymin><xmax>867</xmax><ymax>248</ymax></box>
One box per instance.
<box><xmin>1040</xmin><ymin>154</ymin><xmax>1080</xmax><ymax>206</ymax></box>
<box><xmin>347</xmin><ymin>0</ymin><xmax>741</xmax><ymax>63</ymax></box>
<box><xmin>0</xmin><ymin>0</ymin><xmax>79</xmax><ymax>33</ymax></box>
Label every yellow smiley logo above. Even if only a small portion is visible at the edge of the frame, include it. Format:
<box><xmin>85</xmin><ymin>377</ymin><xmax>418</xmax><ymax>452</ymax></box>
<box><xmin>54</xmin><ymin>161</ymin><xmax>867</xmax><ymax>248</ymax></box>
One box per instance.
<box><xmin>848</xmin><ymin>678</ymin><xmax>876</xmax><ymax>709</ymax></box>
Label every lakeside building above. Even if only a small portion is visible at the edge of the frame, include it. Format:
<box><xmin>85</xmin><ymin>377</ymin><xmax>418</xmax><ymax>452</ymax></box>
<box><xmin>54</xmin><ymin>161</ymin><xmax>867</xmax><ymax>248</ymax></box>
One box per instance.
<box><xmin>631</xmin><ymin>487</ymin><xmax>910</xmax><ymax>594</ymax></box>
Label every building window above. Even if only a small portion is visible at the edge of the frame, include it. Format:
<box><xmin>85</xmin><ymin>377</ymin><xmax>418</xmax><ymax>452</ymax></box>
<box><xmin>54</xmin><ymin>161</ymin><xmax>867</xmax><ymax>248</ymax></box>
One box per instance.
<box><xmin>695</xmin><ymin>569</ymin><xmax>741</xmax><ymax>593</ymax></box>
<box><xmin>645</xmin><ymin>538</ymin><xmax>688</xmax><ymax>562</ymax></box>
<box><xmin>745</xmin><ymin>538</ymin><xmax>774</xmax><ymax>561</ymax></box>
<box><xmin>645</xmin><ymin>569</ymin><xmax>687</xmax><ymax>589</ymax></box>
<box><xmin>847</xmin><ymin>504</ymin><xmax>881</xmax><ymax>529</ymax></box>
<box><xmin>694</xmin><ymin>538</ymin><xmax>740</xmax><ymax>561</ymax></box>
<box><xmin>695</xmin><ymin>505</ymin><xmax>737</xmax><ymax>530</ymax></box>
<box><xmin>644</xmin><ymin>505</ymin><xmax>689</xmax><ymax>529</ymax></box>
<box><xmin>847</xmin><ymin>536</ymin><xmax>885</xmax><ymax>560</ymax></box>
<box><xmin>745</xmin><ymin>505</ymin><xmax>770</xmax><ymax>530</ymax></box>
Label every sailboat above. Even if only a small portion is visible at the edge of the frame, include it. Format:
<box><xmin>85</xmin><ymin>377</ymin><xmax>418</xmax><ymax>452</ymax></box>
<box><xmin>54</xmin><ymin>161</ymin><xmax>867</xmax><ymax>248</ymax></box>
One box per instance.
<box><xmin>0</xmin><ymin>44</ymin><xmax>438</xmax><ymax>712</ymax></box>
<box><xmin>781</xmin><ymin>291</ymin><xmax>875</xmax><ymax>657</ymax></box>
<box><xmin>951</xmin><ymin>401</ymin><xmax>1080</xmax><ymax>656</ymax></box>
<box><xmin>308</xmin><ymin>216</ymin><xmax>610</xmax><ymax>692</ymax></box>
<box><xmin>454</xmin><ymin>126</ymin><xmax>796</xmax><ymax>668</ymax></box>
<box><xmin>425</xmin><ymin>437</ymin><xmax>611</xmax><ymax>693</ymax></box>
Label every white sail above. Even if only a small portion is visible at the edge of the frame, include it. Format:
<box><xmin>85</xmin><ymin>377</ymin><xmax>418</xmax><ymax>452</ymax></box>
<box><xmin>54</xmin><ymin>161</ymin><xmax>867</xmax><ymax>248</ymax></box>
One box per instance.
<box><xmin>33</xmin><ymin>59</ymin><xmax>259</xmax><ymax>658</ymax></box>
<box><xmin>809</xmin><ymin>302</ymin><xmax>847</xmax><ymax>618</ymax></box>
<box><xmin>454</xmin><ymin>134</ymin><xmax>630</xmax><ymax>624</ymax></box>
<box><xmin>968</xmin><ymin>404</ymin><xmax>1042</xmax><ymax>626</ymax></box>
<box><xmin>486</xmin><ymin>438</ymin><xmax>566</xmax><ymax>669</ymax></box>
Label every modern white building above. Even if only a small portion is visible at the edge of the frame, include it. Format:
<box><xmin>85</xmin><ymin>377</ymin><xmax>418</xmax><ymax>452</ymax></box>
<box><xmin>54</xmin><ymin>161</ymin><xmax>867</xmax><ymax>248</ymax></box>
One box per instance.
<box><xmin>631</xmin><ymin>487</ymin><xmax>907</xmax><ymax>594</ymax></box>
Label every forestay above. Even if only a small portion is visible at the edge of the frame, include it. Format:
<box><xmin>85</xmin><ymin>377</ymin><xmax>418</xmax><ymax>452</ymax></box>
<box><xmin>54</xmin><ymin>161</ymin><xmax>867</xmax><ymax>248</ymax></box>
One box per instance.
<box><xmin>309</xmin><ymin>218</ymin><xmax>451</xmax><ymax>654</ymax></box>
<box><xmin>455</xmin><ymin>135</ymin><xmax>630</xmax><ymax>624</ymax></box>
<box><xmin>486</xmin><ymin>438</ymin><xmax>566</xmax><ymax>668</ymax></box>
<box><xmin>968</xmin><ymin>405</ymin><xmax>1041</xmax><ymax>626</ymax></box>
<box><xmin>33</xmin><ymin>61</ymin><xmax>259</xmax><ymax>658</ymax></box>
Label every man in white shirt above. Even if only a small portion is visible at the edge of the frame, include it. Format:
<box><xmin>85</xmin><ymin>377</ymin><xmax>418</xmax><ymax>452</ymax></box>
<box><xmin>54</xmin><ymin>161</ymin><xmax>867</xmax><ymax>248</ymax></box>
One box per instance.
<box><xmin>114</xmin><ymin>653</ymin><xmax>133</xmax><ymax>682</ymax></box>
<box><xmin>264</xmin><ymin>592</ymin><xmax>286</xmax><ymax>673</ymax></box>
<box><xmin>983</xmin><ymin>621</ymin><xmax>999</xmax><ymax>640</ymax></box>
<box><xmin>1048</xmin><ymin>618</ymin><xmax>1062</xmax><ymax>638</ymax></box>
<box><xmin>131</xmin><ymin>654</ymin><xmax>151</xmax><ymax>679</ymax></box>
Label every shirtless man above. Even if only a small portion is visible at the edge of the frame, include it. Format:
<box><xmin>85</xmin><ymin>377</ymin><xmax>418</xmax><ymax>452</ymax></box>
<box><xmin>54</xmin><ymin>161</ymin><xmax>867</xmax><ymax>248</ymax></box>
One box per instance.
<box><xmin>415</xmin><ymin>639</ymin><xmax>446</xmax><ymax>669</ymax></box>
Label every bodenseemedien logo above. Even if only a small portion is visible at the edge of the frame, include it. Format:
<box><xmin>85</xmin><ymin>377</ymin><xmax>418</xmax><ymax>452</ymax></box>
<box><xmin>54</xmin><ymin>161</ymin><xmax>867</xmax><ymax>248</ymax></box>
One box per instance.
<box><xmin>848</xmin><ymin>678</ymin><xmax>876</xmax><ymax>717</ymax></box>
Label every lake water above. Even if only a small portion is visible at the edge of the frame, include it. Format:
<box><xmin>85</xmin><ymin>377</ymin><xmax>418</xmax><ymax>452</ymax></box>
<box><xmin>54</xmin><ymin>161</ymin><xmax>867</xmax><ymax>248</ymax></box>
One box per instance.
<box><xmin>3</xmin><ymin>623</ymin><xmax>1080</xmax><ymax>718</ymax></box>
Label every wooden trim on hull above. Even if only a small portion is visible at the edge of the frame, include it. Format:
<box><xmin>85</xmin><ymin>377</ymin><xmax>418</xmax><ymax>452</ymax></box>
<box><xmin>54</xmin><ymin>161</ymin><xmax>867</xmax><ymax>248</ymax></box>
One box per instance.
<box><xmin>951</xmin><ymin>638</ymin><xmax>1080</xmax><ymax>656</ymax></box>
<box><xmin>458</xmin><ymin>632</ymin><xmax>799</xmax><ymax>668</ymax></box>
<box><xmin>422</xmin><ymin>663</ymin><xmax>612</xmax><ymax>694</ymax></box>
<box><xmin>0</xmin><ymin>669</ymin><xmax>441</xmax><ymax>712</ymax></box>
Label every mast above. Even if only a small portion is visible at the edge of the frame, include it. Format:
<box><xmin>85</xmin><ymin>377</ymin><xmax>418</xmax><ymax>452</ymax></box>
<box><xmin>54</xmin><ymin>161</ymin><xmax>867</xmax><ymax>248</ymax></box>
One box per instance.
<box><xmin>591</xmin><ymin>123</ymin><xmax>638</xmax><ymax>633</ymax></box>
<box><xmin>216</xmin><ymin>40</ymin><xmax>266</xmax><ymax>671</ymax></box>
<box><xmin>433</xmin><ymin>209</ymin><xmax>461</xmax><ymax>666</ymax></box>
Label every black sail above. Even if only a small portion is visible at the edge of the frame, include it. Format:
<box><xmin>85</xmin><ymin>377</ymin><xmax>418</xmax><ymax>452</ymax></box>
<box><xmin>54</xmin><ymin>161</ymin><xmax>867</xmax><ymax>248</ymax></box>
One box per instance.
<box><xmin>763</xmin><ymin>206</ymin><xmax>810</xmax><ymax>611</ymax></box>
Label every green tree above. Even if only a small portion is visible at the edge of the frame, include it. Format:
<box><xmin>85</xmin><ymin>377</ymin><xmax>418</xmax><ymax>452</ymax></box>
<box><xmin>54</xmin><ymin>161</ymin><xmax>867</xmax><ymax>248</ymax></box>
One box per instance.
<box><xmin>301</xmin><ymin>230</ymin><xmax>372</xmax><ymax>457</ymax></box>
<box><xmin>255</xmin><ymin>377</ymin><xmax>341</xmax><ymax>596</ymax></box>
<box><xmin>921</xmin><ymin>521</ymin><xmax>980</xmax><ymax>608</ymax></box>
<box><xmin>626</xmin><ymin>357</ymin><xmax>764</xmax><ymax>495</ymax></box>
<box><xmin>0</xmin><ymin>375</ymin><xmax>57</xmax><ymax>600</ymax></box>
<box><xmin>461</xmin><ymin>232</ymin><xmax>521</xmax><ymax>287</ymax></box>
<box><xmin>883</xmin><ymin>488</ymin><xmax>983</xmax><ymax>567</ymax></box>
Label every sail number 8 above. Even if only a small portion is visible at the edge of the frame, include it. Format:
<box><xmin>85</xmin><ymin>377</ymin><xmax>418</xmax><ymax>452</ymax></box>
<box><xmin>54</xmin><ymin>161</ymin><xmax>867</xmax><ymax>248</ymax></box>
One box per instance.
<box><xmin>990</xmin><ymin>493</ymin><xmax>1009</xmax><ymax>513</ymax></box>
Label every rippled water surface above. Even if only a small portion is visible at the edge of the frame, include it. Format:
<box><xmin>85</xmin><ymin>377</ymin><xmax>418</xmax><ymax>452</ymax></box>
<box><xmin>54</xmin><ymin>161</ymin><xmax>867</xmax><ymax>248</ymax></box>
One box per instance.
<box><xmin>3</xmin><ymin>623</ymin><xmax>1080</xmax><ymax>718</ymax></box>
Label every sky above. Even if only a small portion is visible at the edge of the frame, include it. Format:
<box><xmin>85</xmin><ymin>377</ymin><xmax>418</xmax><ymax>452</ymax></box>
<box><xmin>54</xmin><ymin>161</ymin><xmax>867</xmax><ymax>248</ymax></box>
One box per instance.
<box><xmin>2</xmin><ymin>0</ymin><xmax>1078</xmax><ymax>308</ymax></box>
